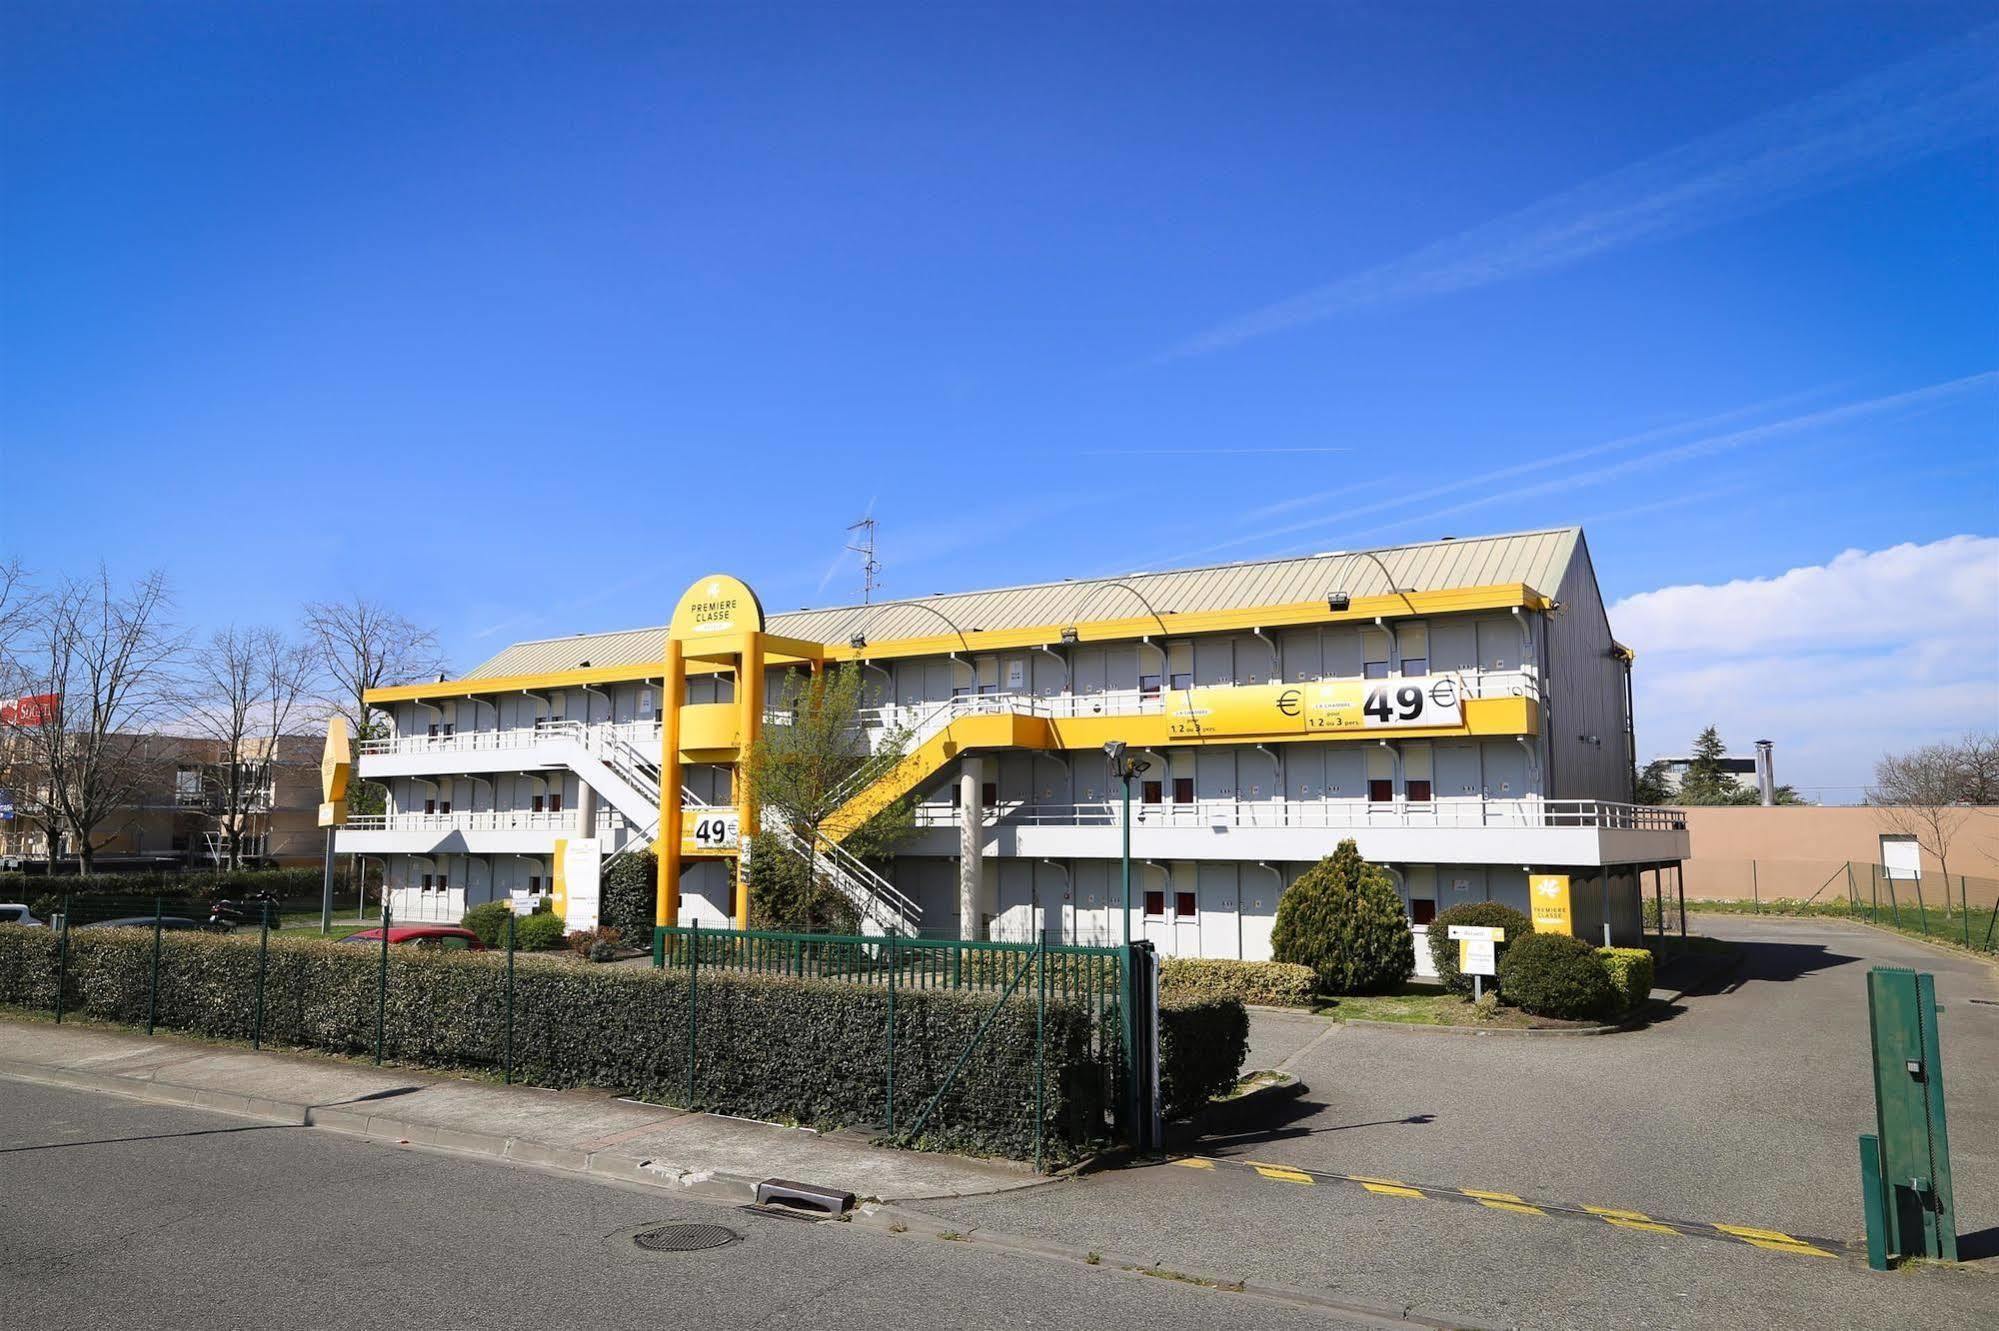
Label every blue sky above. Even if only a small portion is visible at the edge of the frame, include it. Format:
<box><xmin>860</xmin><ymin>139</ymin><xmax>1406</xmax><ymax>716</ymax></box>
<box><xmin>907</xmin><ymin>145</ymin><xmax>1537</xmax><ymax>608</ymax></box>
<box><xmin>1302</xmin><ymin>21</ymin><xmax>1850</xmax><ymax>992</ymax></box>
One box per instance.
<box><xmin>2</xmin><ymin>3</ymin><xmax>1994</xmax><ymax>792</ymax></box>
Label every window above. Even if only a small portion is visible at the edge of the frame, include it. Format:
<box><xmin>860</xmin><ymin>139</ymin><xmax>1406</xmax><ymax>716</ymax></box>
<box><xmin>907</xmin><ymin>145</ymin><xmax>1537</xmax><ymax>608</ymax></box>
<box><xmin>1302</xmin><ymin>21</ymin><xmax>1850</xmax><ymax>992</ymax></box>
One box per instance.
<box><xmin>950</xmin><ymin>786</ymin><xmax>961</xmax><ymax>808</ymax></box>
<box><xmin>1169</xmin><ymin>672</ymin><xmax>1192</xmax><ymax>692</ymax></box>
<box><xmin>421</xmin><ymin>873</ymin><xmax>433</xmax><ymax>890</ymax></box>
<box><xmin>528</xmin><ymin>876</ymin><xmax>541</xmax><ymax>893</ymax></box>
<box><xmin>1410</xmin><ymin>898</ymin><xmax>1436</xmax><ymax>925</ymax></box>
<box><xmin>1139</xmin><ymin>673</ymin><xmax>1162</xmax><ymax>699</ymax></box>
<box><xmin>436</xmin><ymin>936</ymin><xmax>471</xmax><ymax>950</ymax></box>
<box><xmin>981</xmin><ymin>782</ymin><xmax>997</xmax><ymax>809</ymax></box>
<box><xmin>427</xmin><ymin>723</ymin><xmax>439</xmax><ymax>738</ymax></box>
<box><xmin>1397</xmin><ymin>625</ymin><xmax>1428</xmax><ymax>678</ymax></box>
<box><xmin>423</xmin><ymin>798</ymin><xmax>437</xmax><ymax>815</ymax></box>
<box><xmin>437</xmin><ymin>874</ymin><xmax>449</xmax><ymax>891</ymax></box>
<box><xmin>441</xmin><ymin>722</ymin><xmax>455</xmax><ymax>736</ymax></box>
<box><xmin>1141</xmin><ymin>780</ymin><xmax>1163</xmax><ymax>804</ymax></box>
<box><xmin>639</xmin><ymin>689</ymin><xmax>654</xmax><ymax>717</ymax></box>
<box><xmin>1406</xmin><ymin>779</ymin><xmax>1432</xmax><ymax>803</ymax></box>
<box><xmin>548</xmin><ymin>792</ymin><xmax>563</xmax><ymax>813</ymax></box>
<box><xmin>439</xmin><ymin>799</ymin><xmax>452</xmax><ymax>814</ymax></box>
<box><xmin>1172</xmin><ymin>777</ymin><xmax>1194</xmax><ymax>804</ymax></box>
<box><xmin>1367</xmin><ymin>778</ymin><xmax>1393</xmax><ymax>802</ymax></box>
<box><xmin>531</xmin><ymin>794</ymin><xmax>545</xmax><ymax>813</ymax></box>
<box><xmin>1175</xmin><ymin>891</ymin><xmax>1197</xmax><ymax>918</ymax></box>
<box><xmin>1362</xmin><ymin>627</ymin><xmax>1391</xmax><ymax>680</ymax></box>
<box><xmin>1143</xmin><ymin>890</ymin><xmax>1165</xmax><ymax>917</ymax></box>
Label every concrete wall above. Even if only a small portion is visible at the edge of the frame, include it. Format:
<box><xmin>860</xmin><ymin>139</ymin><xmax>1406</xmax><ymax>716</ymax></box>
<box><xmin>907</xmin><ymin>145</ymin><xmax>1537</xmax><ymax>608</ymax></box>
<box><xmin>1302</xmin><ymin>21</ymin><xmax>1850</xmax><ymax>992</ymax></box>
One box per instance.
<box><xmin>1682</xmin><ymin>805</ymin><xmax>1999</xmax><ymax>908</ymax></box>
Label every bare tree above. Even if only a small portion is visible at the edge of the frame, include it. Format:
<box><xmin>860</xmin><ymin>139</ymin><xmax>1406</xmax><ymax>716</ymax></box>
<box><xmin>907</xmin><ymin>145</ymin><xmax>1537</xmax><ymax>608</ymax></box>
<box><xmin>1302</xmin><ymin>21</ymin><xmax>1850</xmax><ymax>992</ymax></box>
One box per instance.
<box><xmin>182</xmin><ymin>626</ymin><xmax>319</xmax><ymax>869</ymax></box>
<box><xmin>302</xmin><ymin>597</ymin><xmax>448</xmax><ymax>743</ymax></box>
<box><xmin>14</xmin><ymin>569</ymin><xmax>184</xmax><ymax>871</ymax></box>
<box><xmin>0</xmin><ymin>556</ymin><xmax>29</xmax><ymax>671</ymax></box>
<box><xmin>1868</xmin><ymin>740</ymin><xmax>1973</xmax><ymax>886</ymax></box>
<box><xmin>1954</xmin><ymin>731</ymin><xmax>1999</xmax><ymax>807</ymax></box>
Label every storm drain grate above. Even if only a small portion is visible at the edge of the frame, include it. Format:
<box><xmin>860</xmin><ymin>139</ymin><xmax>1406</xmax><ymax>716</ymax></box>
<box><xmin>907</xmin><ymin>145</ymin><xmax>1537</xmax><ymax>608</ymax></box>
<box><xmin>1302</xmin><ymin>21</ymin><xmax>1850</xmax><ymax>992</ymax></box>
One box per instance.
<box><xmin>631</xmin><ymin>1223</ymin><xmax>741</xmax><ymax>1253</ymax></box>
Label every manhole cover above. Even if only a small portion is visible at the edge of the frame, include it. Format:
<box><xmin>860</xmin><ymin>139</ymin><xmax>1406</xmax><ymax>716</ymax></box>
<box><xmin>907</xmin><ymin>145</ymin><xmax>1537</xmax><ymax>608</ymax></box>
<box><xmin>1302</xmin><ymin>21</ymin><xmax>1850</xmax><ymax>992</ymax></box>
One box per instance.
<box><xmin>631</xmin><ymin>1223</ymin><xmax>740</xmax><ymax>1253</ymax></box>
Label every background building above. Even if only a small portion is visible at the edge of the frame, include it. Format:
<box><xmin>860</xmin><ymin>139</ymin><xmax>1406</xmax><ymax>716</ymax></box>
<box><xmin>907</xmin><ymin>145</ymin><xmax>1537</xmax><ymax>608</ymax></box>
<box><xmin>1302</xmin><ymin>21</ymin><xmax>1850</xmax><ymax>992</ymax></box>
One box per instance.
<box><xmin>0</xmin><ymin>732</ymin><xmax>322</xmax><ymax>871</ymax></box>
<box><xmin>343</xmin><ymin>526</ymin><xmax>1688</xmax><ymax>966</ymax></box>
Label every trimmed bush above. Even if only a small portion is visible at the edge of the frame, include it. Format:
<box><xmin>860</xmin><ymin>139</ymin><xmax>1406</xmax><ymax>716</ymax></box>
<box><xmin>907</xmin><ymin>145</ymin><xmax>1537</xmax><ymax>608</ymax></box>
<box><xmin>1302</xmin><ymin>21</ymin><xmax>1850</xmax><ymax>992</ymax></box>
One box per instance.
<box><xmin>1596</xmin><ymin>947</ymin><xmax>1655</xmax><ymax>1015</ymax></box>
<box><xmin>1426</xmin><ymin>902</ymin><xmax>1533</xmax><ymax>995</ymax></box>
<box><xmin>1270</xmin><ymin>840</ymin><xmax>1414</xmax><ymax>995</ymax></box>
<box><xmin>514</xmin><ymin>912</ymin><xmax>566</xmax><ymax>952</ymax></box>
<box><xmin>461</xmin><ymin>902</ymin><xmax>515</xmax><ymax>949</ymax></box>
<box><xmin>1158</xmin><ymin>994</ymin><xmax>1249</xmax><ymax>1119</ymax></box>
<box><xmin>599</xmin><ymin>851</ymin><xmax>657</xmax><ymax>946</ymax></box>
<box><xmin>1496</xmin><ymin>933</ymin><xmax>1616</xmax><ymax>1020</ymax></box>
<box><xmin>0</xmin><ymin>924</ymin><xmax>1109</xmax><ymax>1164</ymax></box>
<box><xmin>1159</xmin><ymin>958</ymin><xmax>1316</xmax><ymax>1007</ymax></box>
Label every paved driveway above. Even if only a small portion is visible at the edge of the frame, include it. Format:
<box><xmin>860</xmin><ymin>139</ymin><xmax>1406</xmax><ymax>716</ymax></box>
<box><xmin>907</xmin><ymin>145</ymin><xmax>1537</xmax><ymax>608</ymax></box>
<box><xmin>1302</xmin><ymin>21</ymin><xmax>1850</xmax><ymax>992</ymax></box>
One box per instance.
<box><xmin>929</xmin><ymin>916</ymin><xmax>1999</xmax><ymax>1330</ymax></box>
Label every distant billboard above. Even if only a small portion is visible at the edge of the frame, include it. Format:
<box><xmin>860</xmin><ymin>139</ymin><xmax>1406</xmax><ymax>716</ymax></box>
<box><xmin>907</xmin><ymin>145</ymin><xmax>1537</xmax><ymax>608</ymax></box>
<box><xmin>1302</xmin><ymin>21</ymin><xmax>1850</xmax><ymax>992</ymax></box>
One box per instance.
<box><xmin>0</xmin><ymin>694</ymin><xmax>58</xmax><ymax>727</ymax></box>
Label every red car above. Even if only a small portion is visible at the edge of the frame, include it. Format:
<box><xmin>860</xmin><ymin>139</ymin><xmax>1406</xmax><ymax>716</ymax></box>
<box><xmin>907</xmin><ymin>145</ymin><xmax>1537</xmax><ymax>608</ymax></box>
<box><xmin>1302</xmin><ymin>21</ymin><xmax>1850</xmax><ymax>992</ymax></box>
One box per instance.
<box><xmin>338</xmin><ymin>925</ymin><xmax>486</xmax><ymax>951</ymax></box>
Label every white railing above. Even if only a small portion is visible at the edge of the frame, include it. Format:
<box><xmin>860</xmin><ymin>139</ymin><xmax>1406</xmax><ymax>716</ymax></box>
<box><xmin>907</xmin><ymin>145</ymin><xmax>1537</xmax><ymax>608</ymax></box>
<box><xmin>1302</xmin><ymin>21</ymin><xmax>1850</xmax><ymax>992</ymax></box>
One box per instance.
<box><xmin>344</xmin><ymin>810</ymin><xmax>578</xmax><ymax>834</ymax></box>
<box><xmin>359</xmin><ymin>718</ymin><xmax>663</xmax><ymax>758</ymax></box>
<box><xmin>913</xmin><ymin>798</ymin><xmax>1687</xmax><ymax>832</ymax></box>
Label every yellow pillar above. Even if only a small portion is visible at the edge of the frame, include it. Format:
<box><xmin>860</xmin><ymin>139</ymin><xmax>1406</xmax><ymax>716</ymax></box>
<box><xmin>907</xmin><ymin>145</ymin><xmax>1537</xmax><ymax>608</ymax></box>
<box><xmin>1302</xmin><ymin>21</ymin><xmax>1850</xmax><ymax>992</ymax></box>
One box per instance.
<box><xmin>733</xmin><ymin>633</ymin><xmax>764</xmax><ymax>929</ymax></box>
<box><xmin>657</xmin><ymin>639</ymin><xmax>684</xmax><ymax>929</ymax></box>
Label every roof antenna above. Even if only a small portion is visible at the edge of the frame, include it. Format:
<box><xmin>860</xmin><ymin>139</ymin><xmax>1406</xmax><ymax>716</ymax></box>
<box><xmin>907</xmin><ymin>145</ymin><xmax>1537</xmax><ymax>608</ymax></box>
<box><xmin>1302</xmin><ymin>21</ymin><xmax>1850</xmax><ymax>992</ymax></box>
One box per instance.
<box><xmin>846</xmin><ymin>515</ymin><xmax>882</xmax><ymax>606</ymax></box>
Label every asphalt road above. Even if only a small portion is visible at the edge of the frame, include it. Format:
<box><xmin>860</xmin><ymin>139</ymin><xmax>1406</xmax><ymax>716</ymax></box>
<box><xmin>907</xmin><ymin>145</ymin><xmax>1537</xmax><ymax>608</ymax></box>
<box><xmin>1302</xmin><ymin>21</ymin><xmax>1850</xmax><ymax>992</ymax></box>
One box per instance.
<box><xmin>928</xmin><ymin>915</ymin><xmax>1999</xmax><ymax>1331</ymax></box>
<box><xmin>0</xmin><ymin>1078</ymin><xmax>1408</xmax><ymax>1331</ymax></box>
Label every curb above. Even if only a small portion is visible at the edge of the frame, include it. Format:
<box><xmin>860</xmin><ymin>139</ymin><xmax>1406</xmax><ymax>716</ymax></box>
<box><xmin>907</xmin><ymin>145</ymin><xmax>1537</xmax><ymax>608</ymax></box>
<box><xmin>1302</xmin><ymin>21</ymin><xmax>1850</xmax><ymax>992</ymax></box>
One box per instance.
<box><xmin>1341</xmin><ymin>1017</ymin><xmax>1618</xmax><ymax>1038</ymax></box>
<box><xmin>0</xmin><ymin>1056</ymin><xmax>762</xmax><ymax>1205</ymax></box>
<box><xmin>849</xmin><ymin>1202</ymin><xmax>1503</xmax><ymax>1330</ymax></box>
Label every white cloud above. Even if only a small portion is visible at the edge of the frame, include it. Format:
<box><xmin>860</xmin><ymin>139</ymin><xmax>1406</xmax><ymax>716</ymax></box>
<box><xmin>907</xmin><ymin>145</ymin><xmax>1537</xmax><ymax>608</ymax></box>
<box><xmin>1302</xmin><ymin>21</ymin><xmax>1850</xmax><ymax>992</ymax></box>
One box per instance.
<box><xmin>1165</xmin><ymin>25</ymin><xmax>1998</xmax><ymax>358</ymax></box>
<box><xmin>1613</xmin><ymin>536</ymin><xmax>1999</xmax><ymax>797</ymax></box>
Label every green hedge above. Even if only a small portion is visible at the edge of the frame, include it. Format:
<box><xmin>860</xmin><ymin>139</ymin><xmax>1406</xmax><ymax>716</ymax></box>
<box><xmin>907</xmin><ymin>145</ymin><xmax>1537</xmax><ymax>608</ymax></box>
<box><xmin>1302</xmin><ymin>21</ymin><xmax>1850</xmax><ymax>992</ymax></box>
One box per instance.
<box><xmin>461</xmin><ymin>902</ymin><xmax>514</xmax><ymax>948</ymax></box>
<box><xmin>1158</xmin><ymin>994</ymin><xmax>1248</xmax><ymax>1120</ymax></box>
<box><xmin>1596</xmin><ymin>947</ymin><xmax>1655</xmax><ymax>1015</ymax></box>
<box><xmin>0</xmin><ymin>924</ymin><xmax>1109</xmax><ymax>1164</ymax></box>
<box><xmin>514</xmin><ymin>912</ymin><xmax>567</xmax><ymax>951</ymax></box>
<box><xmin>3</xmin><ymin>868</ymin><xmax>337</xmax><ymax>901</ymax></box>
<box><xmin>1496</xmin><ymin>933</ymin><xmax>1616</xmax><ymax>1020</ymax></box>
<box><xmin>1426</xmin><ymin>902</ymin><xmax>1533</xmax><ymax>995</ymax></box>
<box><xmin>1159</xmin><ymin>958</ymin><xmax>1316</xmax><ymax>1007</ymax></box>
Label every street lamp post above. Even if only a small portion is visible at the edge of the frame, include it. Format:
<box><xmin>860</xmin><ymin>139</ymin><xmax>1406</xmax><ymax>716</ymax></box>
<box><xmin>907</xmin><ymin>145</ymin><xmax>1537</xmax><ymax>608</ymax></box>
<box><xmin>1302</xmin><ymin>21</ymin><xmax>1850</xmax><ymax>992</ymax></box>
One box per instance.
<box><xmin>1104</xmin><ymin>740</ymin><xmax>1151</xmax><ymax>1143</ymax></box>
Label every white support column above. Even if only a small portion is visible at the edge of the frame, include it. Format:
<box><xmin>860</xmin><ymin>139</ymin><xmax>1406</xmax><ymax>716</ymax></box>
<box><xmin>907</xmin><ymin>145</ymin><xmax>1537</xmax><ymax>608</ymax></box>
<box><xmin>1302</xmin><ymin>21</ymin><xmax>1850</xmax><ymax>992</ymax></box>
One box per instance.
<box><xmin>576</xmin><ymin>782</ymin><xmax>598</xmax><ymax>839</ymax></box>
<box><xmin>959</xmin><ymin>756</ymin><xmax>984</xmax><ymax>941</ymax></box>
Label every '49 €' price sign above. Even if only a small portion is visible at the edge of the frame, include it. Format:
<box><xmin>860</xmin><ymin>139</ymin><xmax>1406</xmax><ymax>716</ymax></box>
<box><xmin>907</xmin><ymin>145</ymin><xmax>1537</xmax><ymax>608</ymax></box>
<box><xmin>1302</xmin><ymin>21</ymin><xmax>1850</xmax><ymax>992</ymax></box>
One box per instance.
<box><xmin>687</xmin><ymin>810</ymin><xmax>741</xmax><ymax>852</ymax></box>
<box><xmin>1308</xmin><ymin>676</ymin><xmax>1465</xmax><ymax>731</ymax></box>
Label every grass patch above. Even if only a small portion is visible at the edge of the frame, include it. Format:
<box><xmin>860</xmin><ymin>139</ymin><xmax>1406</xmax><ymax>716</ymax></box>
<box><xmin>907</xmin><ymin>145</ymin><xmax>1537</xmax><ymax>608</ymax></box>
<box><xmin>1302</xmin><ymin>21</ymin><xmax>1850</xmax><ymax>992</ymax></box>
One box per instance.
<box><xmin>1312</xmin><ymin>986</ymin><xmax>1603</xmax><ymax>1030</ymax></box>
<box><xmin>1683</xmin><ymin>898</ymin><xmax>1997</xmax><ymax>956</ymax></box>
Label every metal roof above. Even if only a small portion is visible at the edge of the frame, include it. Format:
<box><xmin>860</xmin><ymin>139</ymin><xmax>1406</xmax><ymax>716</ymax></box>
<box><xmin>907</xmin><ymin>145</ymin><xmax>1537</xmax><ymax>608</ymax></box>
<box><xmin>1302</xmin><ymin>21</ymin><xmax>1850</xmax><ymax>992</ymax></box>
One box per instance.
<box><xmin>461</xmin><ymin>527</ymin><xmax>1581</xmax><ymax>680</ymax></box>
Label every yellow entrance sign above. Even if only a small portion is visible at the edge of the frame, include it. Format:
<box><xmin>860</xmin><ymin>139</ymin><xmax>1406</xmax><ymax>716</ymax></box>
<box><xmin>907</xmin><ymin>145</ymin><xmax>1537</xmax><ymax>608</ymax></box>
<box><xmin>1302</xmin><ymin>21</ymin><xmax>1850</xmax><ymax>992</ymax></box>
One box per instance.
<box><xmin>318</xmin><ymin>717</ymin><xmax>351</xmax><ymax>827</ymax></box>
<box><xmin>1530</xmin><ymin>874</ymin><xmax>1573</xmax><ymax>935</ymax></box>
<box><xmin>551</xmin><ymin>837</ymin><xmax>568</xmax><ymax>919</ymax></box>
<box><xmin>669</xmin><ymin>574</ymin><xmax>765</xmax><ymax>641</ymax></box>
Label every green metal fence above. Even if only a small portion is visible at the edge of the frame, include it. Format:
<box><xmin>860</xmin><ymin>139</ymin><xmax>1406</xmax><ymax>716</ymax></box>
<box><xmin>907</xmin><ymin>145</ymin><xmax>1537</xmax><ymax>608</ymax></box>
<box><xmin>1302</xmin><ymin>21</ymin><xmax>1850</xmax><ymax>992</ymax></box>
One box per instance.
<box><xmin>1645</xmin><ymin>861</ymin><xmax>1998</xmax><ymax>954</ymax></box>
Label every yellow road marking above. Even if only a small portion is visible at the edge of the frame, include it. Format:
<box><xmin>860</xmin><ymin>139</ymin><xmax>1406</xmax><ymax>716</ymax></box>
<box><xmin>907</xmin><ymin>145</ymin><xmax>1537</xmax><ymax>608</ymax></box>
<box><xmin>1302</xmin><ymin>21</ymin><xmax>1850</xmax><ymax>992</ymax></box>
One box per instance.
<box><xmin>1170</xmin><ymin>1158</ymin><xmax>1215</xmax><ymax>1170</ymax></box>
<box><xmin>1457</xmin><ymin>1188</ymin><xmax>1544</xmax><ymax>1215</ymax></box>
<box><xmin>1250</xmin><ymin>1164</ymin><xmax>1314</xmax><ymax>1185</ymax></box>
<box><xmin>1714</xmin><ymin>1225</ymin><xmax>1836</xmax><ymax>1258</ymax></box>
<box><xmin>1583</xmin><ymin>1205</ymin><xmax>1653</xmax><ymax>1221</ymax></box>
<box><xmin>1602</xmin><ymin>1217</ymin><xmax>1682</xmax><ymax>1235</ymax></box>
<box><xmin>1348</xmin><ymin>1175</ymin><xmax>1426</xmax><ymax>1199</ymax></box>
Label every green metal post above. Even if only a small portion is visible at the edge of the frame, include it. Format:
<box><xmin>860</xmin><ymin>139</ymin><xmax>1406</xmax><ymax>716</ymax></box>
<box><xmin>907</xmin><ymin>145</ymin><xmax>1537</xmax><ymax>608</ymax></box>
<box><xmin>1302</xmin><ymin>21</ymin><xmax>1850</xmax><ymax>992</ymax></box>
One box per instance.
<box><xmin>1119</xmin><ymin>770</ymin><xmax>1137</xmax><ymax>1141</ymax></box>
<box><xmin>1751</xmin><ymin>859</ymin><xmax>1759</xmax><ymax>914</ymax></box>
<box><xmin>1913</xmin><ymin>875</ymin><xmax>1929</xmax><ymax>936</ymax></box>
<box><xmin>374</xmin><ymin>900</ymin><xmax>390</xmax><ymax>1065</ymax></box>
<box><xmin>1859</xmin><ymin>1133</ymin><xmax>1888</xmax><ymax>1271</ymax></box>
<box><xmin>1960</xmin><ymin>877</ymin><xmax>1970</xmax><ymax>947</ymax></box>
<box><xmin>252</xmin><ymin>900</ymin><xmax>271</xmax><ymax>1050</ymax></box>
<box><xmin>504</xmin><ymin>912</ymin><xmax>517</xmax><ymax>1085</ymax></box>
<box><xmin>884</xmin><ymin>930</ymin><xmax>897</xmax><ymax>1132</ymax></box>
<box><xmin>1035</xmin><ymin>944</ymin><xmax>1047</xmax><ymax>1174</ymax></box>
<box><xmin>147</xmin><ymin>895</ymin><xmax>162</xmax><ymax>1036</ymax></box>
<box><xmin>687</xmin><ymin>921</ymin><xmax>699</xmax><ymax>1108</ymax></box>
<box><xmin>1885</xmin><ymin>870</ymin><xmax>1899</xmax><ymax>928</ymax></box>
<box><xmin>54</xmin><ymin>893</ymin><xmax>70</xmax><ymax>1024</ymax></box>
<box><xmin>1846</xmin><ymin>862</ymin><xmax>1857</xmax><ymax>912</ymax></box>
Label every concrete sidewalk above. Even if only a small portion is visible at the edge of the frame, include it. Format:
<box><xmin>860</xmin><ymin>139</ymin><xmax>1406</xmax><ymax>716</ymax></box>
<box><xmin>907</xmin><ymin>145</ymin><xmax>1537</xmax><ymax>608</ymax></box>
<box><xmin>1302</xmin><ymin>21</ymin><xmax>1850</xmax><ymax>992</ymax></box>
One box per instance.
<box><xmin>0</xmin><ymin>1018</ymin><xmax>1043</xmax><ymax>1204</ymax></box>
